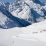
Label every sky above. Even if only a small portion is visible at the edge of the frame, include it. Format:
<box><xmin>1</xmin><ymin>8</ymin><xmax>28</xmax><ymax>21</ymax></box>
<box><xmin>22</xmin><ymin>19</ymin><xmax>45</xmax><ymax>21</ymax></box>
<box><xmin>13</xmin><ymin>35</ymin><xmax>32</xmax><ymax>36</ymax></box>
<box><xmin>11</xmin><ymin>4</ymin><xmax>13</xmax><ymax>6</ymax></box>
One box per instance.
<box><xmin>0</xmin><ymin>0</ymin><xmax>46</xmax><ymax>3</ymax></box>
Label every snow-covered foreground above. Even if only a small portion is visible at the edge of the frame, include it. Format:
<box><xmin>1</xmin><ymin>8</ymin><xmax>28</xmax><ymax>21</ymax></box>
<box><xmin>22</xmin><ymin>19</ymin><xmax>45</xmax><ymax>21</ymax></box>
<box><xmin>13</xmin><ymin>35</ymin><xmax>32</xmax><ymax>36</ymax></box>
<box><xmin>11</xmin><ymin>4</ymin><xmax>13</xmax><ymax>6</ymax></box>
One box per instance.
<box><xmin>0</xmin><ymin>20</ymin><xmax>46</xmax><ymax>46</ymax></box>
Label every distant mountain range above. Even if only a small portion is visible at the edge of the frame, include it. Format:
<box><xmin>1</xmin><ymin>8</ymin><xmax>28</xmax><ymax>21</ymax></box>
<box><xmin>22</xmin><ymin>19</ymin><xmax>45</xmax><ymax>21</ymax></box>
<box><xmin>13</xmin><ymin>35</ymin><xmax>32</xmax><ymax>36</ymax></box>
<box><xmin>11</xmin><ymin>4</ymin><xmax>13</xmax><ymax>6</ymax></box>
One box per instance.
<box><xmin>0</xmin><ymin>0</ymin><xmax>46</xmax><ymax>29</ymax></box>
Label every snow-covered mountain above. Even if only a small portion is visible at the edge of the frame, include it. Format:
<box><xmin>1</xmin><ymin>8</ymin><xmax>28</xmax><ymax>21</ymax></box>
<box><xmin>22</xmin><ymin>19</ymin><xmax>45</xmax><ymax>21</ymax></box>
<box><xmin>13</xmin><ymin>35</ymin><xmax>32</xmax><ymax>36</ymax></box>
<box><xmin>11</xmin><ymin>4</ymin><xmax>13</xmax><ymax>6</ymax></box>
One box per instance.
<box><xmin>0</xmin><ymin>0</ymin><xmax>46</xmax><ymax>28</ymax></box>
<box><xmin>0</xmin><ymin>7</ymin><xmax>30</xmax><ymax>29</ymax></box>
<box><xmin>9</xmin><ymin>0</ymin><xmax>46</xmax><ymax>23</ymax></box>
<box><xmin>0</xmin><ymin>0</ymin><xmax>46</xmax><ymax>45</ymax></box>
<box><xmin>11</xmin><ymin>0</ymin><xmax>46</xmax><ymax>22</ymax></box>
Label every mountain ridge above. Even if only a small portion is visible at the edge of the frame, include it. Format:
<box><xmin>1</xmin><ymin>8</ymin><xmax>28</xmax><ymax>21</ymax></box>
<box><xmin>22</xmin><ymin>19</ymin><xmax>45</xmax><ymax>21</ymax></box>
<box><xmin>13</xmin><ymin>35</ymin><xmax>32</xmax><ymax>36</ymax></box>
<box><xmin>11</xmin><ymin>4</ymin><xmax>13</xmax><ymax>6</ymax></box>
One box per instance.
<box><xmin>0</xmin><ymin>0</ymin><xmax>46</xmax><ymax>29</ymax></box>
<box><xmin>0</xmin><ymin>7</ymin><xmax>30</xmax><ymax>29</ymax></box>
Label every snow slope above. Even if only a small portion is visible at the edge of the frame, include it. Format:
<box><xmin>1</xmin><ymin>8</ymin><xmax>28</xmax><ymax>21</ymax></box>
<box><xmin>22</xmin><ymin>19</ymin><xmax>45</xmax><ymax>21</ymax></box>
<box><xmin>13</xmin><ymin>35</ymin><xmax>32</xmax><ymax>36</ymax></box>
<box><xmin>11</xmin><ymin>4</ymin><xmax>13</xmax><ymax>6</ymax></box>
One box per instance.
<box><xmin>0</xmin><ymin>20</ymin><xmax>46</xmax><ymax>46</ymax></box>
<box><xmin>16</xmin><ymin>20</ymin><xmax>46</xmax><ymax>42</ymax></box>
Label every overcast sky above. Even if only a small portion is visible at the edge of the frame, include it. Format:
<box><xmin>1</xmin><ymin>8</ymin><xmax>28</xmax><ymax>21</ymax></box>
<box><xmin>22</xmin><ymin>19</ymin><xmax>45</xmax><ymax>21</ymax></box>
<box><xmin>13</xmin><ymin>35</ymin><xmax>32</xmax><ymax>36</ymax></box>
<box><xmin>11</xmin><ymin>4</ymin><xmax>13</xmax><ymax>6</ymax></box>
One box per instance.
<box><xmin>0</xmin><ymin>0</ymin><xmax>46</xmax><ymax>3</ymax></box>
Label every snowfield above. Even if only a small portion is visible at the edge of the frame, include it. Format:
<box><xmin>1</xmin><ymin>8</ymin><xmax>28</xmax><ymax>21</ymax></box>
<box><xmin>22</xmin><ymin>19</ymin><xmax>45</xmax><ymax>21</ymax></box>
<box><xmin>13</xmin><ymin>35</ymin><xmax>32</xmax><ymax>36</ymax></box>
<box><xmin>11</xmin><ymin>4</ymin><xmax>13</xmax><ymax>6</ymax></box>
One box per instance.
<box><xmin>0</xmin><ymin>20</ymin><xmax>46</xmax><ymax>46</ymax></box>
<box><xmin>0</xmin><ymin>0</ymin><xmax>46</xmax><ymax>46</ymax></box>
